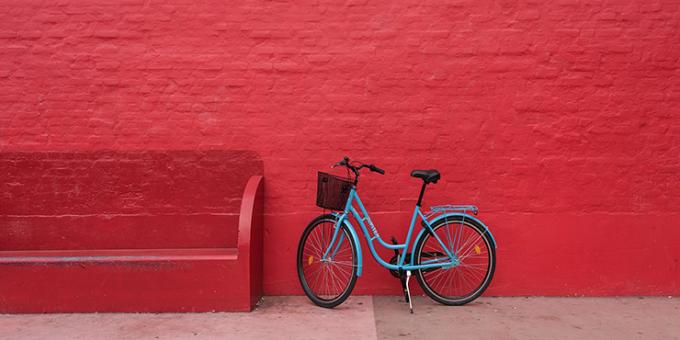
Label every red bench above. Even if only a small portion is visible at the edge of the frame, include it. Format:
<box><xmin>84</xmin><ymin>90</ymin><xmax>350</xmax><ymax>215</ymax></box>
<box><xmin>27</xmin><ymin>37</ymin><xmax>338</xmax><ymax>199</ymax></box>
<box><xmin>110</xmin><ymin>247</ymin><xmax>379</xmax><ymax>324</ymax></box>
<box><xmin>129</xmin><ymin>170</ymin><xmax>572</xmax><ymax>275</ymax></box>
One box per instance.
<box><xmin>0</xmin><ymin>150</ymin><xmax>264</xmax><ymax>312</ymax></box>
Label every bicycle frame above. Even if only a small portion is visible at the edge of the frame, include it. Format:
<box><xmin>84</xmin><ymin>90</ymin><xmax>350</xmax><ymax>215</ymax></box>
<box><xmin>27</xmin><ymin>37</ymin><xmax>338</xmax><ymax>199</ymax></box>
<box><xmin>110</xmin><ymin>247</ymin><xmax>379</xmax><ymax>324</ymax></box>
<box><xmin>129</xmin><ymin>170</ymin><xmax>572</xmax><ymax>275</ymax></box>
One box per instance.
<box><xmin>321</xmin><ymin>187</ymin><xmax>463</xmax><ymax>276</ymax></box>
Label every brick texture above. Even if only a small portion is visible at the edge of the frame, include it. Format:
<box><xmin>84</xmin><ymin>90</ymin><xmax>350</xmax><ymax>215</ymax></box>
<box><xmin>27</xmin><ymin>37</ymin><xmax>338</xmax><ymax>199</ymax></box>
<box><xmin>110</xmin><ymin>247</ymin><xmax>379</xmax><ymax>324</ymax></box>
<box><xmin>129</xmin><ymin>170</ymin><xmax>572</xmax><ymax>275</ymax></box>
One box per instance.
<box><xmin>1</xmin><ymin>1</ymin><xmax>679</xmax><ymax>295</ymax></box>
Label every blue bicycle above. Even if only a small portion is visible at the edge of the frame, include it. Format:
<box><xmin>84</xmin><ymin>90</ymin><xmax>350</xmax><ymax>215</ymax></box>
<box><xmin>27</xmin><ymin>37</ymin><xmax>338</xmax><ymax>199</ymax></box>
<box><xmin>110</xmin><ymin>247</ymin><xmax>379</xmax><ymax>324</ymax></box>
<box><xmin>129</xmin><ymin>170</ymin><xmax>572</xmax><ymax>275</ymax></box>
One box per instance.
<box><xmin>297</xmin><ymin>157</ymin><xmax>497</xmax><ymax>311</ymax></box>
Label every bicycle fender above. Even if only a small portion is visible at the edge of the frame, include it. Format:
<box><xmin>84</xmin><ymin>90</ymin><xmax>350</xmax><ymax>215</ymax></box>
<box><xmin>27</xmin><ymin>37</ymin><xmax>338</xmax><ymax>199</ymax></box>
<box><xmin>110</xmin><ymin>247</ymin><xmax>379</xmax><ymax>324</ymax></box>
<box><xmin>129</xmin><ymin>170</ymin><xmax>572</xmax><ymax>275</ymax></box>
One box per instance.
<box><xmin>332</xmin><ymin>212</ymin><xmax>363</xmax><ymax>277</ymax></box>
<box><xmin>413</xmin><ymin>213</ymin><xmax>497</xmax><ymax>254</ymax></box>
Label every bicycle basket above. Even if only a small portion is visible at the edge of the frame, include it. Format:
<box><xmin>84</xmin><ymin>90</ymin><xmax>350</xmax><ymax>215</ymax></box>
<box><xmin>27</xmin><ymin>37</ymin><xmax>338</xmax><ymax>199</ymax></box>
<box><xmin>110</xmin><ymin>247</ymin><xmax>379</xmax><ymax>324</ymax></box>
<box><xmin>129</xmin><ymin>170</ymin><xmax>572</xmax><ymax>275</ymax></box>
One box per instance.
<box><xmin>316</xmin><ymin>172</ymin><xmax>352</xmax><ymax>211</ymax></box>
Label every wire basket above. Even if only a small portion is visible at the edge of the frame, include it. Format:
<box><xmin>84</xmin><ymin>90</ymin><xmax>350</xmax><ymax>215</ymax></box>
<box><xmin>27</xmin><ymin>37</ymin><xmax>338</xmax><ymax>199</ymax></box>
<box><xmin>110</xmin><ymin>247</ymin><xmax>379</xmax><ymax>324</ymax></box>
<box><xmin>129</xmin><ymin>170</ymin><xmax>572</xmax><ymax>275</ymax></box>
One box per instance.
<box><xmin>316</xmin><ymin>172</ymin><xmax>352</xmax><ymax>211</ymax></box>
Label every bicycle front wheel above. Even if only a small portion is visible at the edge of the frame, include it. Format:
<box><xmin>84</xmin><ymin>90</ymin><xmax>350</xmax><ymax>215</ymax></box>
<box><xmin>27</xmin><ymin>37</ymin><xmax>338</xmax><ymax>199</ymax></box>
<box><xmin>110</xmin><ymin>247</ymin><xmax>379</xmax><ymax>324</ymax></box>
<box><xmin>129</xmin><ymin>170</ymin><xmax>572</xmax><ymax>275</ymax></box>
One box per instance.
<box><xmin>297</xmin><ymin>214</ymin><xmax>358</xmax><ymax>308</ymax></box>
<box><xmin>414</xmin><ymin>216</ymin><xmax>496</xmax><ymax>305</ymax></box>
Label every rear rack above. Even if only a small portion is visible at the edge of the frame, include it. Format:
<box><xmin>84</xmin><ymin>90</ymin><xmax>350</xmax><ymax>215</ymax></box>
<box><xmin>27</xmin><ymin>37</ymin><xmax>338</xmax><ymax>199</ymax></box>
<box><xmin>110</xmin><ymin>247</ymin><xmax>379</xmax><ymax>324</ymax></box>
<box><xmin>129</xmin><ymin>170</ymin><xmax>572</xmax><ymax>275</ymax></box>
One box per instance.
<box><xmin>424</xmin><ymin>205</ymin><xmax>478</xmax><ymax>219</ymax></box>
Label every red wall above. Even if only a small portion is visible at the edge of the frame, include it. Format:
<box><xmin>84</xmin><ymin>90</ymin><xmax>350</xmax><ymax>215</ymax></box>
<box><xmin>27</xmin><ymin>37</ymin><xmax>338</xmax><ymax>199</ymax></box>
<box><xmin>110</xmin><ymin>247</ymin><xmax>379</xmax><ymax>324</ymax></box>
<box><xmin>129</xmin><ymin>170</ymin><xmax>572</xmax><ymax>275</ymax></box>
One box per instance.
<box><xmin>1</xmin><ymin>1</ymin><xmax>679</xmax><ymax>296</ymax></box>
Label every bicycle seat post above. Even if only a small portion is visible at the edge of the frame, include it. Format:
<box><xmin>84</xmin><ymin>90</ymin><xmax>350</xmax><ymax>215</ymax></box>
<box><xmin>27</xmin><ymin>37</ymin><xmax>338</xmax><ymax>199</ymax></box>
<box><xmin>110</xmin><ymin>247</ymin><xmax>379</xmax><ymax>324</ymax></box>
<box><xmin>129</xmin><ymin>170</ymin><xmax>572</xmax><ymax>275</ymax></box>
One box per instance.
<box><xmin>416</xmin><ymin>182</ymin><xmax>428</xmax><ymax>207</ymax></box>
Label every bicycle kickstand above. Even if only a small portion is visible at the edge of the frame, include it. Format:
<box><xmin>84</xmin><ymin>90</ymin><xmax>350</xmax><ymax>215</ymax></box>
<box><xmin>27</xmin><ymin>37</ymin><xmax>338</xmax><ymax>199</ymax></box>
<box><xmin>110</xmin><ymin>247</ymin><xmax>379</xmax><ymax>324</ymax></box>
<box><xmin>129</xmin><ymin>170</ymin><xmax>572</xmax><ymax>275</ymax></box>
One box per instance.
<box><xmin>392</xmin><ymin>237</ymin><xmax>414</xmax><ymax>314</ymax></box>
<box><xmin>405</xmin><ymin>270</ymin><xmax>413</xmax><ymax>314</ymax></box>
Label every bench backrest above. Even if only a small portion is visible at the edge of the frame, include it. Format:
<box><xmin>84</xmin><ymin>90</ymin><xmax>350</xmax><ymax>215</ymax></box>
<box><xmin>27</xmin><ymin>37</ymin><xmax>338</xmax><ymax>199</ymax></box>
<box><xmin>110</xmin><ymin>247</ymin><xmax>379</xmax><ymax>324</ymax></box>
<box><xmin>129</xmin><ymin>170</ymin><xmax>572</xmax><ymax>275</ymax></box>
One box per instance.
<box><xmin>0</xmin><ymin>150</ymin><xmax>263</xmax><ymax>250</ymax></box>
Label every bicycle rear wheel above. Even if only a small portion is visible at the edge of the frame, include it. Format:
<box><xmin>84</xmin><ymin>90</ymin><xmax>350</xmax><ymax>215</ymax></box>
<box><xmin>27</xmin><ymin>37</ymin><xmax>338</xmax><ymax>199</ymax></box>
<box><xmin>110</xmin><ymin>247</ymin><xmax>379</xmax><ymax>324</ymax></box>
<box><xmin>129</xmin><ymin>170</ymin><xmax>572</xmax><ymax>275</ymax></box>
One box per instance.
<box><xmin>414</xmin><ymin>216</ymin><xmax>495</xmax><ymax>305</ymax></box>
<box><xmin>297</xmin><ymin>214</ymin><xmax>358</xmax><ymax>308</ymax></box>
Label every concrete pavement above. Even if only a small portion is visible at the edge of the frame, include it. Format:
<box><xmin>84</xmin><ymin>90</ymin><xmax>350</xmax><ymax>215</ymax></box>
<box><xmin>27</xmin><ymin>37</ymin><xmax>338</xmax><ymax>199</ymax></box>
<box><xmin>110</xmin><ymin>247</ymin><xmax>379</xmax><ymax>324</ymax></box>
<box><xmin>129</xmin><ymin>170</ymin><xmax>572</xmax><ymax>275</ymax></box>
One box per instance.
<box><xmin>0</xmin><ymin>296</ymin><xmax>677</xmax><ymax>339</ymax></box>
<box><xmin>373</xmin><ymin>296</ymin><xmax>679</xmax><ymax>340</ymax></box>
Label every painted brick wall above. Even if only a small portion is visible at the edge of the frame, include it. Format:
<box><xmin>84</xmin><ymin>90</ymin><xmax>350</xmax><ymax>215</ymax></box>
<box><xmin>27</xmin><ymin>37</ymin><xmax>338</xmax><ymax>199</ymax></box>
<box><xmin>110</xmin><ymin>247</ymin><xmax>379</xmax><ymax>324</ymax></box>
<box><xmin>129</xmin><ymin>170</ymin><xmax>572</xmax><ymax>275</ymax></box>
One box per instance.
<box><xmin>1</xmin><ymin>1</ymin><xmax>679</xmax><ymax>295</ymax></box>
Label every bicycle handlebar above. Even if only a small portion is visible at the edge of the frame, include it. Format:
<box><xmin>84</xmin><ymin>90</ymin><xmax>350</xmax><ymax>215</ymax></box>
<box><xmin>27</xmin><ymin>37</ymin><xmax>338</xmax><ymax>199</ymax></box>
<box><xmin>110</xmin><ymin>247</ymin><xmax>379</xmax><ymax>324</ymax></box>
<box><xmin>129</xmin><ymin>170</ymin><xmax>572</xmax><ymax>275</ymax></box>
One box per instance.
<box><xmin>332</xmin><ymin>156</ymin><xmax>385</xmax><ymax>175</ymax></box>
<box><xmin>366</xmin><ymin>164</ymin><xmax>385</xmax><ymax>175</ymax></box>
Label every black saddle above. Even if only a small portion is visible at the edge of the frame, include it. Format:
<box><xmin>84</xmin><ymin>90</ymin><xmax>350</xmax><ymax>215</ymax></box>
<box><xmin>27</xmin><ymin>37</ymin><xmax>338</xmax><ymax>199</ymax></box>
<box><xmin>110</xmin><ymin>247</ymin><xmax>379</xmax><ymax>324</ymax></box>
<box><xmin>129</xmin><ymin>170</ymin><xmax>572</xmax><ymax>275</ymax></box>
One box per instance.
<box><xmin>410</xmin><ymin>169</ymin><xmax>440</xmax><ymax>184</ymax></box>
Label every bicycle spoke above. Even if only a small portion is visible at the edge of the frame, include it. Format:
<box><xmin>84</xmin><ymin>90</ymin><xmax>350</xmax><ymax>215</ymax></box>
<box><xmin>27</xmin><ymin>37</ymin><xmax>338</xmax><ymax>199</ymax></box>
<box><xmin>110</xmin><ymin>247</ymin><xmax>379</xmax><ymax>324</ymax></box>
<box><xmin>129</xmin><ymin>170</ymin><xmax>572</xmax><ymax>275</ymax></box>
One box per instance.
<box><xmin>444</xmin><ymin>223</ymin><xmax>454</xmax><ymax>254</ymax></box>
<box><xmin>305</xmin><ymin>242</ymin><xmax>323</xmax><ymax>257</ymax></box>
<box><xmin>457</xmin><ymin>232</ymin><xmax>482</xmax><ymax>258</ymax></box>
<box><xmin>330</xmin><ymin>262</ymin><xmax>351</xmax><ymax>282</ymax></box>
<box><xmin>311</xmin><ymin>229</ymin><xmax>324</xmax><ymax>257</ymax></box>
<box><xmin>328</xmin><ymin>265</ymin><xmax>345</xmax><ymax>294</ymax></box>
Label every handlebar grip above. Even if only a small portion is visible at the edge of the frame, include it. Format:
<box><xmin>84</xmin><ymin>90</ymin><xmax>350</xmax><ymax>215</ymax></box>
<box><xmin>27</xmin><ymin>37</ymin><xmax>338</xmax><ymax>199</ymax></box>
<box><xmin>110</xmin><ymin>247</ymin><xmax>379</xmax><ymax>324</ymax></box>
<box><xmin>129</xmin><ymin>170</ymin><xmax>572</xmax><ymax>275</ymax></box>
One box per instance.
<box><xmin>370</xmin><ymin>164</ymin><xmax>385</xmax><ymax>175</ymax></box>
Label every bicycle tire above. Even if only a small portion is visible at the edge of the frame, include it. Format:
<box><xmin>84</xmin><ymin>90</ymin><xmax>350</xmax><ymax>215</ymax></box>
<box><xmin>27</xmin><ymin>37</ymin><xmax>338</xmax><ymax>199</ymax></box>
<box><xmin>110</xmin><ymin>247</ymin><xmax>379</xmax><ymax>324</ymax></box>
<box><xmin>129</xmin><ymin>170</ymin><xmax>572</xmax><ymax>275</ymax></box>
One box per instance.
<box><xmin>297</xmin><ymin>214</ymin><xmax>358</xmax><ymax>308</ymax></box>
<box><xmin>414</xmin><ymin>216</ymin><xmax>496</xmax><ymax>305</ymax></box>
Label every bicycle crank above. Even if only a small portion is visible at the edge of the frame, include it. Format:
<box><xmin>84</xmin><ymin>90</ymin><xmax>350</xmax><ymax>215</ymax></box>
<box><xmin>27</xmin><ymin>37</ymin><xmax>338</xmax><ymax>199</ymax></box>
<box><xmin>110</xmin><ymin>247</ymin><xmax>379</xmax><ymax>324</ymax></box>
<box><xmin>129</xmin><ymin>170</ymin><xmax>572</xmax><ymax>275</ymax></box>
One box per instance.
<box><xmin>388</xmin><ymin>253</ymin><xmax>412</xmax><ymax>278</ymax></box>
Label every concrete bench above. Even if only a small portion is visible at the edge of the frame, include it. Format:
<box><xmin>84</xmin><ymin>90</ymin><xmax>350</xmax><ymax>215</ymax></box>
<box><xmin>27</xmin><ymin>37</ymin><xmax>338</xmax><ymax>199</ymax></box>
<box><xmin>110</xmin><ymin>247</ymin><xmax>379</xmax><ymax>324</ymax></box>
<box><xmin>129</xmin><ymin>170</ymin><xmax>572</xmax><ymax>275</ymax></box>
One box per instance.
<box><xmin>0</xmin><ymin>150</ymin><xmax>264</xmax><ymax>312</ymax></box>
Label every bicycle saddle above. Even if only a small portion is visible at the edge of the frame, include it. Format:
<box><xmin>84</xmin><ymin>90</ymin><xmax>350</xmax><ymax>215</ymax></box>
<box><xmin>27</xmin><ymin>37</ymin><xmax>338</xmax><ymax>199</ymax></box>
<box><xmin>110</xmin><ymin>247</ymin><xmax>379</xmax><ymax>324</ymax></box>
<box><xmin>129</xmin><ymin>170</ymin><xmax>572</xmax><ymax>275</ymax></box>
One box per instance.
<box><xmin>410</xmin><ymin>169</ymin><xmax>440</xmax><ymax>184</ymax></box>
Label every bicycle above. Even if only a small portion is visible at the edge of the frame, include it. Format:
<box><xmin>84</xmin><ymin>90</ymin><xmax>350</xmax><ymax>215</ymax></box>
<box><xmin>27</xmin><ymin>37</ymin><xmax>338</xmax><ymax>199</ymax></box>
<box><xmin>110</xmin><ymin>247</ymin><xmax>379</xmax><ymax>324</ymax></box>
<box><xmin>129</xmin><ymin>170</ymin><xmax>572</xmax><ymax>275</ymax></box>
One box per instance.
<box><xmin>297</xmin><ymin>156</ymin><xmax>497</xmax><ymax>312</ymax></box>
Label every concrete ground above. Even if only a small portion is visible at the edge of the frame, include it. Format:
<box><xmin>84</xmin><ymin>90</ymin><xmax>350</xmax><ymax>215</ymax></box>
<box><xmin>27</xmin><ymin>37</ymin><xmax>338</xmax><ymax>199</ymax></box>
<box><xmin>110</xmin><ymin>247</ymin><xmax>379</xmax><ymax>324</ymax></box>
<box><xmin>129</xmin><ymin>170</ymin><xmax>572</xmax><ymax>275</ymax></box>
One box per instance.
<box><xmin>0</xmin><ymin>296</ymin><xmax>678</xmax><ymax>340</ymax></box>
